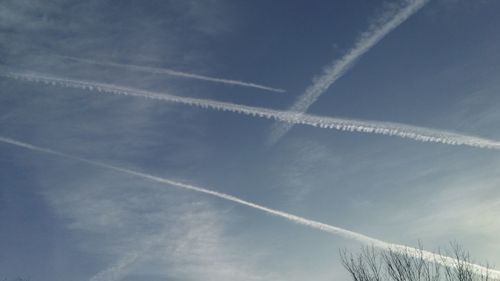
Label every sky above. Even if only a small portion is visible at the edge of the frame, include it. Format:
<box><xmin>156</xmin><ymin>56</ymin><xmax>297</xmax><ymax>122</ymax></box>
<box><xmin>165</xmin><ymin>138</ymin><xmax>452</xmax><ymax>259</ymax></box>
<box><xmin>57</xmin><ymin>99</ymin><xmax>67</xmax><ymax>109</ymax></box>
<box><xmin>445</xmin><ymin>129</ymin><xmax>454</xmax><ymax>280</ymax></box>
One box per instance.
<box><xmin>1</xmin><ymin>0</ymin><xmax>500</xmax><ymax>280</ymax></box>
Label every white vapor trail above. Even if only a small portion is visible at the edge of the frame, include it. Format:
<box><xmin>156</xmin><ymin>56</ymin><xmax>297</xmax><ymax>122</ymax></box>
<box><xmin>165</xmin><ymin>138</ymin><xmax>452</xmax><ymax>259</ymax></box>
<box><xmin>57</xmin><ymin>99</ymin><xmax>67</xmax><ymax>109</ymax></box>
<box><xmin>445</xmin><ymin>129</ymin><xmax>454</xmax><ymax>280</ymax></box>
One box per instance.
<box><xmin>90</xmin><ymin>252</ymin><xmax>140</xmax><ymax>281</ymax></box>
<box><xmin>3</xmin><ymin>71</ymin><xmax>500</xmax><ymax>150</ymax></box>
<box><xmin>268</xmin><ymin>0</ymin><xmax>429</xmax><ymax>144</ymax></box>
<box><xmin>55</xmin><ymin>55</ymin><xmax>286</xmax><ymax>93</ymax></box>
<box><xmin>0</xmin><ymin>135</ymin><xmax>498</xmax><ymax>279</ymax></box>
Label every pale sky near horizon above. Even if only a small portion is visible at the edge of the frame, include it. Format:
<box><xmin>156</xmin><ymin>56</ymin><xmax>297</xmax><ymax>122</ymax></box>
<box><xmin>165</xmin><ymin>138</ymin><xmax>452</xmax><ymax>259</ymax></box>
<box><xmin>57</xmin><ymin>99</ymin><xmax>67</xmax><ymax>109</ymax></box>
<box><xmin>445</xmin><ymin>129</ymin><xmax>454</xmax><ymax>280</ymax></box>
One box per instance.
<box><xmin>1</xmin><ymin>1</ymin><xmax>500</xmax><ymax>280</ymax></box>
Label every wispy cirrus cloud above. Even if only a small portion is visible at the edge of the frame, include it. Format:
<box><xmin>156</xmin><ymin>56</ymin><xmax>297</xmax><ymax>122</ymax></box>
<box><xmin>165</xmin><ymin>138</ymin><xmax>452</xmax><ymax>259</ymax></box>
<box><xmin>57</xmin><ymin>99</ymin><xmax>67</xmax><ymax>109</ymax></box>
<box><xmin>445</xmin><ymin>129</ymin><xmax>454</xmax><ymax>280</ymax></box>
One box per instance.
<box><xmin>37</xmin><ymin>160</ymin><xmax>279</xmax><ymax>281</ymax></box>
<box><xmin>270</xmin><ymin>139</ymin><xmax>341</xmax><ymax>203</ymax></box>
<box><xmin>391</xmin><ymin>161</ymin><xmax>500</xmax><ymax>255</ymax></box>
<box><xmin>86</xmin><ymin>201</ymin><xmax>277</xmax><ymax>281</ymax></box>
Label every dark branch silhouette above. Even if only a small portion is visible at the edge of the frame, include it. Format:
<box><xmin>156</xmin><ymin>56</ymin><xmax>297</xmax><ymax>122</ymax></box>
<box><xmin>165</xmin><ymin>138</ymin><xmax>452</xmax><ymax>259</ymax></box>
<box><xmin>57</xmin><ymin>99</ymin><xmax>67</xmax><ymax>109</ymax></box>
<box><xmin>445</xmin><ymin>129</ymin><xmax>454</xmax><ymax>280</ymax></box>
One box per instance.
<box><xmin>340</xmin><ymin>242</ymin><xmax>497</xmax><ymax>281</ymax></box>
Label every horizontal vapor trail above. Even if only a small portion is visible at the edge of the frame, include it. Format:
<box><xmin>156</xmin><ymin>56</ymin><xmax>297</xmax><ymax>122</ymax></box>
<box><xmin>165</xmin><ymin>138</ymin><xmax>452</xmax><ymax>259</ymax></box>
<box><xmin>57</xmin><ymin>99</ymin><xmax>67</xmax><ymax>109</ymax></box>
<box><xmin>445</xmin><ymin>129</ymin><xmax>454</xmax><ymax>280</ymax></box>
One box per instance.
<box><xmin>269</xmin><ymin>0</ymin><xmax>429</xmax><ymax>143</ymax></box>
<box><xmin>56</xmin><ymin>55</ymin><xmax>286</xmax><ymax>93</ymax></box>
<box><xmin>0</xmin><ymin>135</ymin><xmax>497</xmax><ymax>279</ymax></box>
<box><xmin>2</xmin><ymin>71</ymin><xmax>500</xmax><ymax>150</ymax></box>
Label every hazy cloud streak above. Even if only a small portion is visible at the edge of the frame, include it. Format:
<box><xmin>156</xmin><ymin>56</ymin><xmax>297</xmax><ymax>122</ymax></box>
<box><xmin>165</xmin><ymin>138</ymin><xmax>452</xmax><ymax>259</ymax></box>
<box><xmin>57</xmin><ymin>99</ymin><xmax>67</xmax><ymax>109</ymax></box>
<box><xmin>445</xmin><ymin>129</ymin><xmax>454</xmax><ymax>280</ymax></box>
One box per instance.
<box><xmin>90</xmin><ymin>252</ymin><xmax>140</xmax><ymax>281</ymax></box>
<box><xmin>0</xmin><ymin>135</ymin><xmax>498</xmax><ymax>279</ymax></box>
<box><xmin>268</xmin><ymin>0</ymin><xmax>429</xmax><ymax>143</ymax></box>
<box><xmin>3</xmin><ymin>71</ymin><xmax>500</xmax><ymax>150</ymax></box>
<box><xmin>55</xmin><ymin>55</ymin><xmax>286</xmax><ymax>93</ymax></box>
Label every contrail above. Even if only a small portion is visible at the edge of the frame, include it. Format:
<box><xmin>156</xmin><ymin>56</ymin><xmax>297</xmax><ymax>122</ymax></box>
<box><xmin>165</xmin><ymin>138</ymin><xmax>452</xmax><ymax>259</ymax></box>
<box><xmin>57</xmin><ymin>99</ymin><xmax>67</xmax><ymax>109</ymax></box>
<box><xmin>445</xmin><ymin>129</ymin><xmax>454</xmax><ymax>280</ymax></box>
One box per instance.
<box><xmin>90</xmin><ymin>252</ymin><xmax>140</xmax><ymax>281</ymax></box>
<box><xmin>0</xmin><ymin>135</ymin><xmax>498</xmax><ymax>279</ymax></box>
<box><xmin>2</xmin><ymin>70</ymin><xmax>500</xmax><ymax>150</ymax></box>
<box><xmin>55</xmin><ymin>55</ymin><xmax>286</xmax><ymax>93</ymax></box>
<box><xmin>268</xmin><ymin>0</ymin><xmax>429</xmax><ymax>144</ymax></box>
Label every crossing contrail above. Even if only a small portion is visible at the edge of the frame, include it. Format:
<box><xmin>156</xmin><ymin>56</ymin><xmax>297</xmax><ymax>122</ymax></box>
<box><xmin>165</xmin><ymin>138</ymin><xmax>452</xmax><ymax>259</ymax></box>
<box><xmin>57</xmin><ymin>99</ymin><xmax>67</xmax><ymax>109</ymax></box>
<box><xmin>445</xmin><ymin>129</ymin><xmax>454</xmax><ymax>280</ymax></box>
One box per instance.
<box><xmin>55</xmin><ymin>55</ymin><xmax>286</xmax><ymax>93</ymax></box>
<box><xmin>2</xmin><ymin>70</ymin><xmax>500</xmax><ymax>150</ymax></box>
<box><xmin>0</xmin><ymin>135</ymin><xmax>498</xmax><ymax>279</ymax></box>
<box><xmin>268</xmin><ymin>0</ymin><xmax>429</xmax><ymax>143</ymax></box>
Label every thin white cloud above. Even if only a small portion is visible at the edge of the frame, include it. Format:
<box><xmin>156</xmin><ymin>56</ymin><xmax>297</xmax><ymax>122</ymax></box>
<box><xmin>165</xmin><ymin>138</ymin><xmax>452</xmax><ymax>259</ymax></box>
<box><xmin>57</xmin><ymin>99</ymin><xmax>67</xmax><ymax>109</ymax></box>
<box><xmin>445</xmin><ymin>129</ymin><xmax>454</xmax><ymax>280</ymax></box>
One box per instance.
<box><xmin>41</xmin><ymin>164</ymin><xmax>278</xmax><ymax>281</ymax></box>
<box><xmin>272</xmin><ymin>139</ymin><xmax>340</xmax><ymax>202</ymax></box>
<box><xmin>3</xmin><ymin>70</ymin><xmax>500</xmax><ymax>150</ymax></box>
<box><xmin>87</xmin><ymin>203</ymin><xmax>275</xmax><ymax>281</ymax></box>
<box><xmin>268</xmin><ymin>0</ymin><xmax>429</xmax><ymax>144</ymax></box>
<box><xmin>398</xmin><ymin>173</ymin><xmax>500</xmax><ymax>249</ymax></box>
<box><xmin>55</xmin><ymin>55</ymin><xmax>286</xmax><ymax>93</ymax></box>
<box><xmin>1</xmin><ymin>135</ymin><xmax>498</xmax><ymax>279</ymax></box>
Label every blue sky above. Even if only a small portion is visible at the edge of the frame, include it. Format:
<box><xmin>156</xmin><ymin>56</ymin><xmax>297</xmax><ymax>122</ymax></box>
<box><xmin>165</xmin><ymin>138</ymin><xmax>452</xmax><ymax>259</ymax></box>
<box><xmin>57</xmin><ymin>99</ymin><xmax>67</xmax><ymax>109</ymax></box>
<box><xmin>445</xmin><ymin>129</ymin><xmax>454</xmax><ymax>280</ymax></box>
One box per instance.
<box><xmin>1</xmin><ymin>0</ymin><xmax>500</xmax><ymax>280</ymax></box>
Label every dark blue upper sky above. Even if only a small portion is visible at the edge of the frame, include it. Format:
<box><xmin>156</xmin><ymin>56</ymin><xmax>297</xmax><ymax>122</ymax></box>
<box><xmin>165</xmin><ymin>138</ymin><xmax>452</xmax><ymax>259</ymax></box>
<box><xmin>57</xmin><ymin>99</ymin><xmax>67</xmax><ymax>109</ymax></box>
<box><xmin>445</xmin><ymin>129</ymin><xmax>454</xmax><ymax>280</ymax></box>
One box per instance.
<box><xmin>1</xmin><ymin>1</ymin><xmax>500</xmax><ymax>280</ymax></box>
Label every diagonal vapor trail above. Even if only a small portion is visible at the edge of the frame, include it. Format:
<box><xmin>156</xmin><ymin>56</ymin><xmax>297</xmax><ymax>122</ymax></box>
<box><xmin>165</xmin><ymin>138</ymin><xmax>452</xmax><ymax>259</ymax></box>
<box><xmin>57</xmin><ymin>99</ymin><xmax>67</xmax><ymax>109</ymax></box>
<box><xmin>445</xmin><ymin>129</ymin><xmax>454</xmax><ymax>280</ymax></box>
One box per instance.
<box><xmin>0</xmin><ymin>135</ymin><xmax>498</xmax><ymax>279</ymax></box>
<box><xmin>90</xmin><ymin>252</ymin><xmax>140</xmax><ymax>281</ymax></box>
<box><xmin>268</xmin><ymin>0</ymin><xmax>429</xmax><ymax>144</ymax></box>
<box><xmin>55</xmin><ymin>55</ymin><xmax>286</xmax><ymax>93</ymax></box>
<box><xmin>2</xmin><ymin>70</ymin><xmax>500</xmax><ymax>150</ymax></box>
